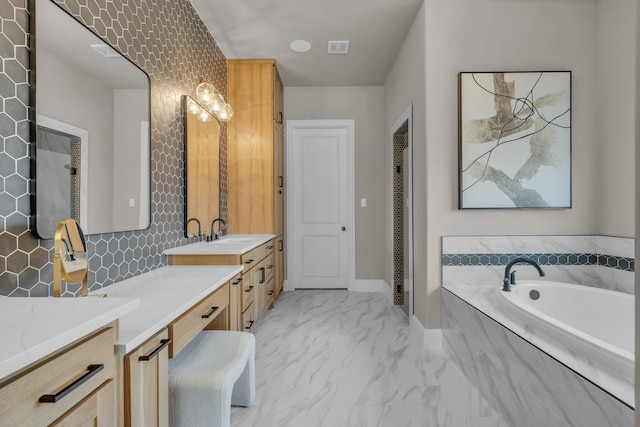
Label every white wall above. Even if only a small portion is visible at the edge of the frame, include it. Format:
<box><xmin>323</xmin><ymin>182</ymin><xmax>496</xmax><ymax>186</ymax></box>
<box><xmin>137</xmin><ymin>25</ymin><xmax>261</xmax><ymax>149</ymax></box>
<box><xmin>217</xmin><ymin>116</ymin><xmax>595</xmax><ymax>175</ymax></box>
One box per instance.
<box><xmin>420</xmin><ymin>0</ymin><xmax>600</xmax><ymax>328</ymax></box>
<box><xmin>284</xmin><ymin>86</ymin><xmax>386</xmax><ymax>282</ymax></box>
<box><xmin>596</xmin><ymin>0</ymin><xmax>637</xmax><ymax>237</ymax></box>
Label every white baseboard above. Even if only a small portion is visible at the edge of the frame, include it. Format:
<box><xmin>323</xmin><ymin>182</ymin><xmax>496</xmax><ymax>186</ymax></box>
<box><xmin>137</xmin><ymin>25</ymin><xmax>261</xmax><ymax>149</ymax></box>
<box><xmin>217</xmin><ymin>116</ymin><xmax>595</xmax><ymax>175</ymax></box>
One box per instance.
<box><xmin>411</xmin><ymin>314</ymin><xmax>442</xmax><ymax>350</ymax></box>
<box><xmin>350</xmin><ymin>279</ymin><xmax>388</xmax><ymax>292</ymax></box>
<box><xmin>382</xmin><ymin>280</ymin><xmax>392</xmax><ymax>302</ymax></box>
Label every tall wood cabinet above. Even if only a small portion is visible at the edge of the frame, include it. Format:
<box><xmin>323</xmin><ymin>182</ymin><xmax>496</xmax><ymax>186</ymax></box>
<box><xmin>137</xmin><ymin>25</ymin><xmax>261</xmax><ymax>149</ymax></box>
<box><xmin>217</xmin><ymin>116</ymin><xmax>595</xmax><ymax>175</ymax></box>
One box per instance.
<box><xmin>228</xmin><ymin>59</ymin><xmax>285</xmax><ymax>296</ymax></box>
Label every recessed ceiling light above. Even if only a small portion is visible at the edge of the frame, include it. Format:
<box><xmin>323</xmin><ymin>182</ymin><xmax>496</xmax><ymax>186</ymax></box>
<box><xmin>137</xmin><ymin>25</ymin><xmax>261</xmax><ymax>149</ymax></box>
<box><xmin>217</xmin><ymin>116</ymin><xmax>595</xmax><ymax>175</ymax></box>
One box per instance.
<box><xmin>290</xmin><ymin>40</ymin><xmax>311</xmax><ymax>53</ymax></box>
<box><xmin>328</xmin><ymin>41</ymin><xmax>349</xmax><ymax>54</ymax></box>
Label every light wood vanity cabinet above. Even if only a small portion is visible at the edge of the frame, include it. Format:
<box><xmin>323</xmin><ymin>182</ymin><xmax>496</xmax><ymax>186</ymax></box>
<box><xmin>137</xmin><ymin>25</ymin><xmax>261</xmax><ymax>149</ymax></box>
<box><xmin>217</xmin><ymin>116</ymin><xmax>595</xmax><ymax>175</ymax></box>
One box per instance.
<box><xmin>227</xmin><ymin>58</ymin><xmax>286</xmax><ymax>302</ymax></box>
<box><xmin>227</xmin><ymin>59</ymin><xmax>285</xmax><ymax>237</ymax></box>
<box><xmin>168</xmin><ymin>241</ymin><xmax>274</xmax><ymax>332</ymax></box>
<box><xmin>0</xmin><ymin>325</ymin><xmax>117</xmax><ymax>426</ymax></box>
<box><xmin>121</xmin><ymin>281</ymin><xmax>230</xmax><ymax>427</ymax></box>
<box><xmin>123</xmin><ymin>329</ymin><xmax>170</xmax><ymax>427</ymax></box>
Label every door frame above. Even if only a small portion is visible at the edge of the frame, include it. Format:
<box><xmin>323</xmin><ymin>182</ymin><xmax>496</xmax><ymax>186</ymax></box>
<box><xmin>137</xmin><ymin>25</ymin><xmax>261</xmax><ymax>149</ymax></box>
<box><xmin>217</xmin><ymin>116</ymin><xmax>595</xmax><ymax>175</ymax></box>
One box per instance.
<box><xmin>390</xmin><ymin>104</ymin><xmax>414</xmax><ymax>318</ymax></box>
<box><xmin>285</xmin><ymin>120</ymin><xmax>355</xmax><ymax>291</ymax></box>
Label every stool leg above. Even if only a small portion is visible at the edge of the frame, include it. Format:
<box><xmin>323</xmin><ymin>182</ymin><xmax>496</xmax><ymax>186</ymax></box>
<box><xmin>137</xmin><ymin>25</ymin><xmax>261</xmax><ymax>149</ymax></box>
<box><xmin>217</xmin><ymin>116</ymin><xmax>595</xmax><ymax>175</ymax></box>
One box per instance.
<box><xmin>230</xmin><ymin>343</ymin><xmax>255</xmax><ymax>407</ymax></box>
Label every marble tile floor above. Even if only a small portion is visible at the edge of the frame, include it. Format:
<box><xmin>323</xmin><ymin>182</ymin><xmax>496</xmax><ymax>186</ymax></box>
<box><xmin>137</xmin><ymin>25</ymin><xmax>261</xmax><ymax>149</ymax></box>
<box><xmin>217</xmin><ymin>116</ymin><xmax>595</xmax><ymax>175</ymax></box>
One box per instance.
<box><xmin>231</xmin><ymin>290</ymin><xmax>510</xmax><ymax>427</ymax></box>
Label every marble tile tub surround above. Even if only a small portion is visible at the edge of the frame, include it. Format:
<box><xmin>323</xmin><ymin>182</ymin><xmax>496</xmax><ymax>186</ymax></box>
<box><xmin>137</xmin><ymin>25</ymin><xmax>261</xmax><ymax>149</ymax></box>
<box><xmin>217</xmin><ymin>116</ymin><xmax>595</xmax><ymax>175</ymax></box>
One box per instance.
<box><xmin>231</xmin><ymin>289</ymin><xmax>508</xmax><ymax>427</ymax></box>
<box><xmin>442</xmin><ymin>289</ymin><xmax>634</xmax><ymax>427</ymax></box>
<box><xmin>0</xmin><ymin>1</ymin><xmax>228</xmax><ymax>296</ymax></box>
<box><xmin>442</xmin><ymin>235</ymin><xmax>635</xmax><ymax>294</ymax></box>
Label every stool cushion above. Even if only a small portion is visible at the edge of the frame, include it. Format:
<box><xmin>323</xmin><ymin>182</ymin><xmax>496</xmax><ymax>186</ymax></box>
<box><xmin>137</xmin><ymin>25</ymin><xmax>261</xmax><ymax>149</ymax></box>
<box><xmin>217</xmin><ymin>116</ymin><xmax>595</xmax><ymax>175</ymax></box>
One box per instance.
<box><xmin>168</xmin><ymin>331</ymin><xmax>255</xmax><ymax>427</ymax></box>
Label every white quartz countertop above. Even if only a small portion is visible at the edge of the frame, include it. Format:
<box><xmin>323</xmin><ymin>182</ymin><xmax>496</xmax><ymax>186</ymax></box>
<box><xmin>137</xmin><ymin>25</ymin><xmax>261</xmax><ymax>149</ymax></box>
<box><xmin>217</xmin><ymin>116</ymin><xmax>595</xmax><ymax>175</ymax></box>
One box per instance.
<box><xmin>94</xmin><ymin>265</ymin><xmax>243</xmax><ymax>354</ymax></box>
<box><xmin>0</xmin><ymin>297</ymin><xmax>139</xmax><ymax>382</ymax></box>
<box><xmin>164</xmin><ymin>234</ymin><xmax>276</xmax><ymax>256</ymax></box>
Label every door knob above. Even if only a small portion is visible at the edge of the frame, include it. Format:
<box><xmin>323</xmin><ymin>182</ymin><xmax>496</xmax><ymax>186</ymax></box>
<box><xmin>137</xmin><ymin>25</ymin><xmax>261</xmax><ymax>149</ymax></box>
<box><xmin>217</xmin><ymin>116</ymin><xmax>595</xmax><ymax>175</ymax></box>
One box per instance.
<box><xmin>341</xmin><ymin>226</ymin><xmax>346</xmax><ymax>231</ymax></box>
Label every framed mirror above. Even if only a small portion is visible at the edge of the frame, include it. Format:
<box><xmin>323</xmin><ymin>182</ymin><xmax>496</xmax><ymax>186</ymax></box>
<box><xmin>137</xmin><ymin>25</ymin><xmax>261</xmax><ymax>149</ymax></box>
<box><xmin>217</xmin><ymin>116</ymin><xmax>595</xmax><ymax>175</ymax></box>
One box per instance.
<box><xmin>183</xmin><ymin>95</ymin><xmax>220</xmax><ymax>238</ymax></box>
<box><xmin>30</xmin><ymin>0</ymin><xmax>151</xmax><ymax>239</ymax></box>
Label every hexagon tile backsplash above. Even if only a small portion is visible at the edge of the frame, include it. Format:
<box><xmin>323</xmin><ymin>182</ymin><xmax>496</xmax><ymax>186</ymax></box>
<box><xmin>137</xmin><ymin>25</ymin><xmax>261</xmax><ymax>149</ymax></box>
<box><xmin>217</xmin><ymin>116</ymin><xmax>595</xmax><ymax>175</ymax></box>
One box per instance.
<box><xmin>0</xmin><ymin>0</ymin><xmax>228</xmax><ymax>296</ymax></box>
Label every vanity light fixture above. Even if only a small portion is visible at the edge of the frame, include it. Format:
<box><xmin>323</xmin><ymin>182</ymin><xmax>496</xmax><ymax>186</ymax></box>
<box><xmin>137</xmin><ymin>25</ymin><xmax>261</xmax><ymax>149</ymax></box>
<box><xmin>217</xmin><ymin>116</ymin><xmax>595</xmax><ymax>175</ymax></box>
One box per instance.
<box><xmin>195</xmin><ymin>80</ymin><xmax>233</xmax><ymax>121</ymax></box>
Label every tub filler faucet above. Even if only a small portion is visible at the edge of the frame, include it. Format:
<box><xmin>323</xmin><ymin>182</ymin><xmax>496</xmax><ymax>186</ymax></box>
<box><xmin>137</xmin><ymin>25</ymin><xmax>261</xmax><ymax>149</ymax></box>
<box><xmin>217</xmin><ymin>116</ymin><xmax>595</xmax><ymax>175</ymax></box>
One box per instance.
<box><xmin>502</xmin><ymin>257</ymin><xmax>545</xmax><ymax>292</ymax></box>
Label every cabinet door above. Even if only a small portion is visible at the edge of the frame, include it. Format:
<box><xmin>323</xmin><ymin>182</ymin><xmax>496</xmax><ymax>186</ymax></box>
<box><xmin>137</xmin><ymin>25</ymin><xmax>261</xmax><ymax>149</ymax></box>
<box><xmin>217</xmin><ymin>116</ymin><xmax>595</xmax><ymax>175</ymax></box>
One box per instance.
<box><xmin>228</xmin><ymin>60</ymin><xmax>275</xmax><ymax>234</ymax></box>
<box><xmin>50</xmin><ymin>380</ymin><xmax>115</xmax><ymax>427</ymax></box>
<box><xmin>229</xmin><ymin>273</ymin><xmax>243</xmax><ymax>331</ymax></box>
<box><xmin>275</xmin><ymin>235</ymin><xmax>285</xmax><ymax>298</ymax></box>
<box><xmin>124</xmin><ymin>330</ymin><xmax>170</xmax><ymax>427</ymax></box>
<box><xmin>274</xmin><ymin>124</ymin><xmax>285</xmax><ymax>236</ymax></box>
<box><xmin>273</xmin><ymin>65</ymin><xmax>283</xmax><ymax>125</ymax></box>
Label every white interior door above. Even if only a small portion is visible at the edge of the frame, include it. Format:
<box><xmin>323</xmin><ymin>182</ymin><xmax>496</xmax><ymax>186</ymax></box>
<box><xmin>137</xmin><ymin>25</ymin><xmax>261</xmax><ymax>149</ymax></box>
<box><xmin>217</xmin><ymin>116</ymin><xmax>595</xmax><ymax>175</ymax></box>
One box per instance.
<box><xmin>287</xmin><ymin>120</ymin><xmax>354</xmax><ymax>289</ymax></box>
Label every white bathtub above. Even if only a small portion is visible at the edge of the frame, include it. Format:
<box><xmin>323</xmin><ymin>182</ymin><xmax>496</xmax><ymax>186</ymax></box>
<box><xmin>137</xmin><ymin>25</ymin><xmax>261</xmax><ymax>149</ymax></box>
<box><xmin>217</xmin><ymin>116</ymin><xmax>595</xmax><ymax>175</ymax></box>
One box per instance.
<box><xmin>496</xmin><ymin>280</ymin><xmax>634</xmax><ymax>404</ymax></box>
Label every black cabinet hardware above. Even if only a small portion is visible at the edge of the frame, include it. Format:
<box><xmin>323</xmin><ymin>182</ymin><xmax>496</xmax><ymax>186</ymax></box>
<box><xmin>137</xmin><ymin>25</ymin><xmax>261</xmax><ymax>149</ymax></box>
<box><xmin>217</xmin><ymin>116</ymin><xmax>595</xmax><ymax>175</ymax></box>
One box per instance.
<box><xmin>201</xmin><ymin>306</ymin><xmax>219</xmax><ymax>319</ymax></box>
<box><xmin>39</xmin><ymin>364</ymin><xmax>104</xmax><ymax>403</ymax></box>
<box><xmin>139</xmin><ymin>339</ymin><xmax>171</xmax><ymax>361</ymax></box>
<box><xmin>244</xmin><ymin>320</ymin><xmax>255</xmax><ymax>331</ymax></box>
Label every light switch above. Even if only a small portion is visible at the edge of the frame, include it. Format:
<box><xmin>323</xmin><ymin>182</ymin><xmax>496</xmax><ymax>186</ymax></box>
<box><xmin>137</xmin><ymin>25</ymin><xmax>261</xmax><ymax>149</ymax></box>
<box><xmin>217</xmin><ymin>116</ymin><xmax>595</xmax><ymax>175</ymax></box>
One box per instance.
<box><xmin>129</xmin><ymin>198</ymin><xmax>135</xmax><ymax>207</ymax></box>
<box><xmin>360</xmin><ymin>198</ymin><xmax>367</xmax><ymax>208</ymax></box>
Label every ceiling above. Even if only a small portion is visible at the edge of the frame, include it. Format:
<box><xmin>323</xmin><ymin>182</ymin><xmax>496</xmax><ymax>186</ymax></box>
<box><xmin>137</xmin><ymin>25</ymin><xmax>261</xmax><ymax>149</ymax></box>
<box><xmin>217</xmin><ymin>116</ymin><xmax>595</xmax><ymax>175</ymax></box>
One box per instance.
<box><xmin>188</xmin><ymin>0</ymin><xmax>424</xmax><ymax>87</ymax></box>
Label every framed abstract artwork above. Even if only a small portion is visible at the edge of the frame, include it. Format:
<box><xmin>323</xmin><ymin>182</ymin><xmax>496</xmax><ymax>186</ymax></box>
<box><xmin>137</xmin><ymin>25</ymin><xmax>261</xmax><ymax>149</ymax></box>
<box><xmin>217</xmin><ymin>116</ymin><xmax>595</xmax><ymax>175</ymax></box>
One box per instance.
<box><xmin>458</xmin><ymin>71</ymin><xmax>571</xmax><ymax>209</ymax></box>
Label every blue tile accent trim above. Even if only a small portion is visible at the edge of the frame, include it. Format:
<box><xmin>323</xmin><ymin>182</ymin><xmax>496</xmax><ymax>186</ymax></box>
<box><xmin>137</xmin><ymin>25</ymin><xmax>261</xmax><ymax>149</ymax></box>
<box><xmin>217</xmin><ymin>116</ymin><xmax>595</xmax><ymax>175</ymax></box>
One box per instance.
<box><xmin>442</xmin><ymin>253</ymin><xmax>634</xmax><ymax>272</ymax></box>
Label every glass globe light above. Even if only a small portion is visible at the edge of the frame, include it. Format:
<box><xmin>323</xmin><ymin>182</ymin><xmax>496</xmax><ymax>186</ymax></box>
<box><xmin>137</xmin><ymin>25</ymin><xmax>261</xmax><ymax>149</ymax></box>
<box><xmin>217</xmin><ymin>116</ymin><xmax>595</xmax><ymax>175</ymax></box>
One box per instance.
<box><xmin>210</xmin><ymin>93</ymin><xmax>225</xmax><ymax>113</ymax></box>
<box><xmin>196</xmin><ymin>81</ymin><xmax>215</xmax><ymax>106</ymax></box>
<box><xmin>217</xmin><ymin>103</ymin><xmax>233</xmax><ymax>121</ymax></box>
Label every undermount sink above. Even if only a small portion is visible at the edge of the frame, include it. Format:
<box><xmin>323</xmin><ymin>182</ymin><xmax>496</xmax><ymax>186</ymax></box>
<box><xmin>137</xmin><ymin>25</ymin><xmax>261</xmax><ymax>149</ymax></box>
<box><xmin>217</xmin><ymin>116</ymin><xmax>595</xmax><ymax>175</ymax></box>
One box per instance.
<box><xmin>213</xmin><ymin>237</ymin><xmax>253</xmax><ymax>244</ymax></box>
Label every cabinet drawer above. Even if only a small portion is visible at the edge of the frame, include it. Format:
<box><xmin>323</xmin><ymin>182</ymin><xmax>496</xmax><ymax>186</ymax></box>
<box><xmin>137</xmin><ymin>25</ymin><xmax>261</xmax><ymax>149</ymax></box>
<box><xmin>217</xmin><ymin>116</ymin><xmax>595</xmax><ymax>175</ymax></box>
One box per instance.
<box><xmin>263</xmin><ymin>278</ymin><xmax>275</xmax><ymax>313</ymax></box>
<box><xmin>241</xmin><ymin>251</ymin><xmax>256</xmax><ymax>272</ymax></box>
<box><xmin>169</xmin><ymin>283</ymin><xmax>229</xmax><ymax>357</ymax></box>
<box><xmin>252</xmin><ymin>242</ymin><xmax>270</xmax><ymax>263</ymax></box>
<box><xmin>0</xmin><ymin>327</ymin><xmax>115</xmax><ymax>427</ymax></box>
<box><xmin>265</xmin><ymin>253</ymin><xmax>274</xmax><ymax>282</ymax></box>
<box><xmin>241</xmin><ymin>273</ymin><xmax>254</xmax><ymax>313</ymax></box>
<box><xmin>243</xmin><ymin>304</ymin><xmax>255</xmax><ymax>334</ymax></box>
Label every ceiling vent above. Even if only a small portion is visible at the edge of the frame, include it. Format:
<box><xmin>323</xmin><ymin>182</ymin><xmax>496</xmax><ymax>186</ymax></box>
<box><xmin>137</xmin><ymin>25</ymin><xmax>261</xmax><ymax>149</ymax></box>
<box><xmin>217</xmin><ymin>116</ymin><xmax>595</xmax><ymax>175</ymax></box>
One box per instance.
<box><xmin>328</xmin><ymin>41</ymin><xmax>350</xmax><ymax>54</ymax></box>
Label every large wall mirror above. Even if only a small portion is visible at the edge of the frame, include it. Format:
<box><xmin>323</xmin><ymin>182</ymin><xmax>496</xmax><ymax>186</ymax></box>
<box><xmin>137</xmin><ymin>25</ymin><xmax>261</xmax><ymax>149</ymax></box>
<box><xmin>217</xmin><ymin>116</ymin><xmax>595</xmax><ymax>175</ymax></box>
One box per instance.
<box><xmin>183</xmin><ymin>95</ymin><xmax>220</xmax><ymax>238</ymax></box>
<box><xmin>31</xmin><ymin>0</ymin><xmax>151</xmax><ymax>239</ymax></box>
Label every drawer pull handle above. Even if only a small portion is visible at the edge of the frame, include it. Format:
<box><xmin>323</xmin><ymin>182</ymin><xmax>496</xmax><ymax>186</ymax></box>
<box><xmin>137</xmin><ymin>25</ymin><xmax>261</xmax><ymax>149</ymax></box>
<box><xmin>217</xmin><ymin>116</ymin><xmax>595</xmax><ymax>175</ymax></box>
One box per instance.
<box><xmin>245</xmin><ymin>285</ymin><xmax>254</xmax><ymax>292</ymax></box>
<box><xmin>139</xmin><ymin>339</ymin><xmax>171</xmax><ymax>361</ymax></box>
<box><xmin>267</xmin><ymin>265</ymin><xmax>273</xmax><ymax>270</ymax></box>
<box><xmin>232</xmin><ymin>277</ymin><xmax>243</xmax><ymax>285</ymax></box>
<box><xmin>268</xmin><ymin>291</ymin><xmax>274</xmax><ymax>296</ymax></box>
<box><xmin>245</xmin><ymin>259</ymin><xmax>254</xmax><ymax>264</ymax></box>
<box><xmin>202</xmin><ymin>306</ymin><xmax>219</xmax><ymax>319</ymax></box>
<box><xmin>39</xmin><ymin>364</ymin><xmax>104</xmax><ymax>403</ymax></box>
<box><xmin>244</xmin><ymin>320</ymin><xmax>255</xmax><ymax>331</ymax></box>
<box><xmin>279</xmin><ymin>240</ymin><xmax>284</xmax><ymax>251</ymax></box>
<box><xmin>259</xmin><ymin>267</ymin><xmax>266</xmax><ymax>284</ymax></box>
<box><xmin>267</xmin><ymin>245</ymin><xmax>273</xmax><ymax>250</ymax></box>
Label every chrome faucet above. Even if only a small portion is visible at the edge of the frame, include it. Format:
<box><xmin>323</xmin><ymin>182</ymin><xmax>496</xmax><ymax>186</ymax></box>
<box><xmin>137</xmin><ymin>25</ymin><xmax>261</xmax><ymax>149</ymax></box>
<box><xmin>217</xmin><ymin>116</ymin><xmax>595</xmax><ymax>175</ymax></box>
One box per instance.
<box><xmin>186</xmin><ymin>218</ymin><xmax>202</xmax><ymax>239</ymax></box>
<box><xmin>208</xmin><ymin>218</ymin><xmax>227</xmax><ymax>241</ymax></box>
<box><xmin>502</xmin><ymin>257</ymin><xmax>545</xmax><ymax>292</ymax></box>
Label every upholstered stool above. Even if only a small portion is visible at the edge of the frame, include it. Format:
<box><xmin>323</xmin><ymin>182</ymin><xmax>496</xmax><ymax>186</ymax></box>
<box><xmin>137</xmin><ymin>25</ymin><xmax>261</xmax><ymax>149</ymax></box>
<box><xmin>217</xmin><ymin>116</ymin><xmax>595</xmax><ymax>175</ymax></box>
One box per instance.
<box><xmin>168</xmin><ymin>331</ymin><xmax>255</xmax><ymax>427</ymax></box>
